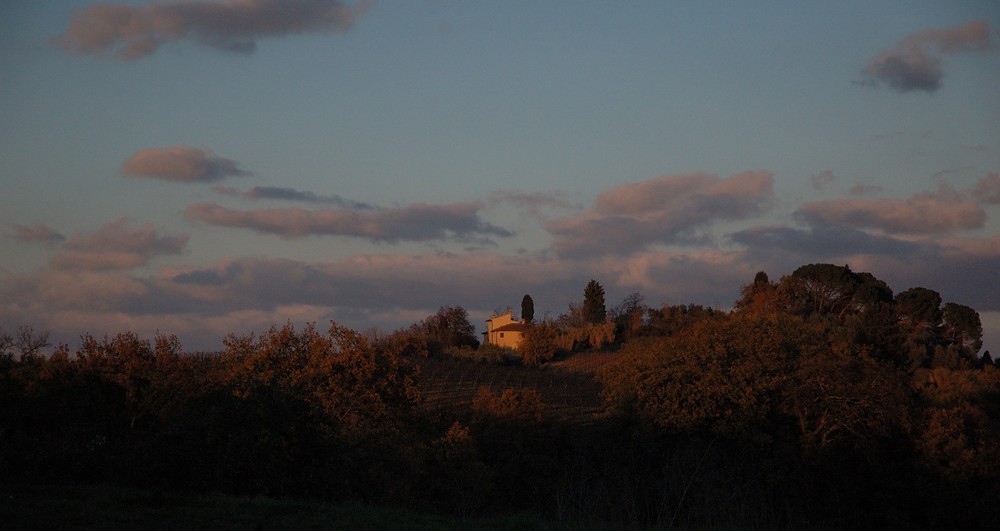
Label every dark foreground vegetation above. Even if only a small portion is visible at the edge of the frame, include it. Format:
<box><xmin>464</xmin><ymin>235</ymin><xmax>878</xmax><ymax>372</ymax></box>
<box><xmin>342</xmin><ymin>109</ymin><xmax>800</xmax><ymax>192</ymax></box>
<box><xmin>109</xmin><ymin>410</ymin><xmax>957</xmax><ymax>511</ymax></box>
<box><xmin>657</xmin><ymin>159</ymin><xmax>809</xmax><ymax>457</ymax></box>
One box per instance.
<box><xmin>0</xmin><ymin>482</ymin><xmax>575</xmax><ymax>531</ymax></box>
<box><xmin>2</xmin><ymin>263</ymin><xmax>998</xmax><ymax>529</ymax></box>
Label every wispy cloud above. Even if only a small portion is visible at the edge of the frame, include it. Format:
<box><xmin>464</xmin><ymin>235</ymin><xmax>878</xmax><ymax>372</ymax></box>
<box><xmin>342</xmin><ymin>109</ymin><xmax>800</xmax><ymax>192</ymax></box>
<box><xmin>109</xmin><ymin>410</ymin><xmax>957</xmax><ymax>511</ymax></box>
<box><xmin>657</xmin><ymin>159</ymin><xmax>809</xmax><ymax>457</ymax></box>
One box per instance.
<box><xmin>546</xmin><ymin>171</ymin><xmax>774</xmax><ymax>257</ymax></box>
<box><xmin>731</xmin><ymin>225</ymin><xmax>927</xmax><ymax>261</ymax></box>
<box><xmin>123</xmin><ymin>145</ymin><xmax>249</xmax><ymax>183</ymax></box>
<box><xmin>54</xmin><ymin>0</ymin><xmax>372</xmax><ymax>61</ymax></box>
<box><xmin>184</xmin><ymin>201</ymin><xmax>513</xmax><ymax>242</ymax></box>
<box><xmin>864</xmin><ymin>20</ymin><xmax>992</xmax><ymax>93</ymax></box>
<box><xmin>238</xmin><ymin>186</ymin><xmax>374</xmax><ymax>209</ymax></box>
<box><xmin>51</xmin><ymin>218</ymin><xmax>188</xmax><ymax>271</ymax></box>
<box><xmin>11</xmin><ymin>224</ymin><xmax>66</xmax><ymax>244</ymax></box>
<box><xmin>795</xmin><ymin>185</ymin><xmax>985</xmax><ymax>234</ymax></box>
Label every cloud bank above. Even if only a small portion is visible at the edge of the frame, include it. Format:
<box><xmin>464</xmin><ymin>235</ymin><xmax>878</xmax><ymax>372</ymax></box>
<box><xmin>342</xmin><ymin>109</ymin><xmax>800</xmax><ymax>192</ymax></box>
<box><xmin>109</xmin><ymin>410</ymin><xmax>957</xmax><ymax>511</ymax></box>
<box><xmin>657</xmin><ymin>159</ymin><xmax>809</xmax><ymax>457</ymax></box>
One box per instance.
<box><xmin>55</xmin><ymin>0</ymin><xmax>371</xmax><ymax>60</ymax></box>
<box><xmin>547</xmin><ymin>171</ymin><xmax>774</xmax><ymax>257</ymax></box>
<box><xmin>184</xmin><ymin>201</ymin><xmax>513</xmax><ymax>242</ymax></box>
<box><xmin>865</xmin><ymin>20</ymin><xmax>992</xmax><ymax>93</ymax></box>
<box><xmin>5</xmin><ymin>169</ymin><xmax>999</xmax><ymax>353</ymax></box>
<box><xmin>50</xmin><ymin>218</ymin><xmax>188</xmax><ymax>271</ymax></box>
<box><xmin>795</xmin><ymin>185</ymin><xmax>986</xmax><ymax>235</ymax></box>
<box><xmin>123</xmin><ymin>146</ymin><xmax>249</xmax><ymax>183</ymax></box>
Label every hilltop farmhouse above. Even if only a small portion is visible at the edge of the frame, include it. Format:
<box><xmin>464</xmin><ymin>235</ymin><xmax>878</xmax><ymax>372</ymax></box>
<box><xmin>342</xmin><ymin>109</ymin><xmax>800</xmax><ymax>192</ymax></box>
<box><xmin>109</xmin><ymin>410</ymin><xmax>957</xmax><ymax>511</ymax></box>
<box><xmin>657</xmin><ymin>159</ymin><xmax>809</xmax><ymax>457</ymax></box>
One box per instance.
<box><xmin>483</xmin><ymin>309</ymin><xmax>528</xmax><ymax>350</ymax></box>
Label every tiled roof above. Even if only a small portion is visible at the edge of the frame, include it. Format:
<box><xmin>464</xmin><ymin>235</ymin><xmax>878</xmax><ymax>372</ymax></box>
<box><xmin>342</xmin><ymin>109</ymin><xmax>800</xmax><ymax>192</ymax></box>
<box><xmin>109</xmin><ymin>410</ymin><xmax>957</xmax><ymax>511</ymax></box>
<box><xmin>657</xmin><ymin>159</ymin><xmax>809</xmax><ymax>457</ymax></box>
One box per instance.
<box><xmin>493</xmin><ymin>323</ymin><xmax>528</xmax><ymax>332</ymax></box>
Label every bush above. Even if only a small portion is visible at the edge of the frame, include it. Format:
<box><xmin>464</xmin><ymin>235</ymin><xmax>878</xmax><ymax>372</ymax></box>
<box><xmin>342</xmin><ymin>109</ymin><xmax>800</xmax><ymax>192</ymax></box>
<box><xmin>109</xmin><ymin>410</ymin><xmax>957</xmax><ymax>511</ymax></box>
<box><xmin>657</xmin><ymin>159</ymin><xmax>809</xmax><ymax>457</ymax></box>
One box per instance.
<box><xmin>520</xmin><ymin>323</ymin><xmax>560</xmax><ymax>366</ymax></box>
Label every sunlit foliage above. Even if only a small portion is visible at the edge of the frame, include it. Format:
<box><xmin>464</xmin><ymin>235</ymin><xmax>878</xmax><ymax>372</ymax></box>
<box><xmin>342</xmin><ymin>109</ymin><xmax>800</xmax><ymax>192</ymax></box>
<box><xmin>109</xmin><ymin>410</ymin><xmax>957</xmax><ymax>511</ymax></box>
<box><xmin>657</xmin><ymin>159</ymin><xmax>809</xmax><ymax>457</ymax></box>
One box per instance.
<box><xmin>2</xmin><ymin>263</ymin><xmax>998</xmax><ymax>528</ymax></box>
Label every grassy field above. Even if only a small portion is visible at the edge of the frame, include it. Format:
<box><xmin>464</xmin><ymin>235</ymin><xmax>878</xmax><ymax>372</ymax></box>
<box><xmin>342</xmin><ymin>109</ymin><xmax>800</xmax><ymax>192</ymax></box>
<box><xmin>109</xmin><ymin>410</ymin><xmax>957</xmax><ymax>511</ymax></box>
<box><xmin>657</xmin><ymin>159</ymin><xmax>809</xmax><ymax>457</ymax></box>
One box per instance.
<box><xmin>0</xmin><ymin>483</ymin><xmax>597</xmax><ymax>531</ymax></box>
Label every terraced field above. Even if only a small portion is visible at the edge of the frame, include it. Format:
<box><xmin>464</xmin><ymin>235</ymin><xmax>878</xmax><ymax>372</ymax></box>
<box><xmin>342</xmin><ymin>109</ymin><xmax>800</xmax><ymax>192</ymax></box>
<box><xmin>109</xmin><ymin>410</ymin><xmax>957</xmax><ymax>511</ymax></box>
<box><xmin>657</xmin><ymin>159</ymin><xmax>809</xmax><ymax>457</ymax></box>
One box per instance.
<box><xmin>413</xmin><ymin>356</ymin><xmax>614</xmax><ymax>423</ymax></box>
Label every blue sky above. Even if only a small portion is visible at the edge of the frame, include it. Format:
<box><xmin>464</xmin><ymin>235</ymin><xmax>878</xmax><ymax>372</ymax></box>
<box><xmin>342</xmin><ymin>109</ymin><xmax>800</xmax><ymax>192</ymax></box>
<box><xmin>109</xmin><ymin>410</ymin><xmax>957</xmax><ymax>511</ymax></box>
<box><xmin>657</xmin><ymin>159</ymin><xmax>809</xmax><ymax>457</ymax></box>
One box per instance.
<box><xmin>2</xmin><ymin>0</ymin><xmax>999</xmax><ymax>352</ymax></box>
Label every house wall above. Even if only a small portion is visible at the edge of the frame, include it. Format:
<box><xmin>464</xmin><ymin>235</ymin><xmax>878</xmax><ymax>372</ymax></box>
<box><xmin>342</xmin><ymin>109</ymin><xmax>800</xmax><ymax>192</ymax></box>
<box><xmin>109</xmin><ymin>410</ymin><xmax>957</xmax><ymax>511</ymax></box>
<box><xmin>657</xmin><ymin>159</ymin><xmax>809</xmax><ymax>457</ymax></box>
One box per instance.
<box><xmin>490</xmin><ymin>328</ymin><xmax>524</xmax><ymax>349</ymax></box>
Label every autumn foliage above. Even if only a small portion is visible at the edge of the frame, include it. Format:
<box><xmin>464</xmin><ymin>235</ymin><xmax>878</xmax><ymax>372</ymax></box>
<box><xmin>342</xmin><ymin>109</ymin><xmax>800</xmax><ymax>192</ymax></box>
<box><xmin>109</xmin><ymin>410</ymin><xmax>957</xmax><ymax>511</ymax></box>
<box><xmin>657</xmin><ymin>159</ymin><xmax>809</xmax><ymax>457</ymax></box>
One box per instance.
<box><xmin>2</xmin><ymin>263</ymin><xmax>998</xmax><ymax>528</ymax></box>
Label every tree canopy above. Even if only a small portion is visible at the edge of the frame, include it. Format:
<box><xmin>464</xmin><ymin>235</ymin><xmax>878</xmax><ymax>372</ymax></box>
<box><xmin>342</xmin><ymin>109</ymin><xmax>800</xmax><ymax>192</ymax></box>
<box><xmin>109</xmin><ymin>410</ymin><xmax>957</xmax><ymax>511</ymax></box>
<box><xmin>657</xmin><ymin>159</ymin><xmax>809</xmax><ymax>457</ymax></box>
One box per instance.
<box><xmin>582</xmin><ymin>279</ymin><xmax>606</xmax><ymax>324</ymax></box>
<box><xmin>407</xmin><ymin>306</ymin><xmax>480</xmax><ymax>352</ymax></box>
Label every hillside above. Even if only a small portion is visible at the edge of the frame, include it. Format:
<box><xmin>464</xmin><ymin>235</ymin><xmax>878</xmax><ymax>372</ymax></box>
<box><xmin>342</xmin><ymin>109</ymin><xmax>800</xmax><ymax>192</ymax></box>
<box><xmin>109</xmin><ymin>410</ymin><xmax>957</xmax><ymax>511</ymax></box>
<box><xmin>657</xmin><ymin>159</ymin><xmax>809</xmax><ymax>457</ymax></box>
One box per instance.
<box><xmin>414</xmin><ymin>356</ymin><xmax>605</xmax><ymax>423</ymax></box>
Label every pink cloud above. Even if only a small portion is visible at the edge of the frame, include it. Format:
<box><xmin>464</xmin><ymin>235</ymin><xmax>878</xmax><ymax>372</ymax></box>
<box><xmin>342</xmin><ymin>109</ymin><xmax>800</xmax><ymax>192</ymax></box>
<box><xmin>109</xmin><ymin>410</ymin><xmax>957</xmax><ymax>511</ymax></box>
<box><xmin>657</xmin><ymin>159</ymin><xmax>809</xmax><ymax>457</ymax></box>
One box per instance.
<box><xmin>902</xmin><ymin>20</ymin><xmax>994</xmax><ymax>53</ymax></box>
<box><xmin>796</xmin><ymin>185</ymin><xmax>985</xmax><ymax>234</ymax></box>
<box><xmin>123</xmin><ymin>145</ymin><xmax>249</xmax><ymax>183</ymax></box>
<box><xmin>865</xmin><ymin>20</ymin><xmax>992</xmax><ymax>93</ymax></box>
<box><xmin>973</xmin><ymin>172</ymin><xmax>1000</xmax><ymax>205</ymax></box>
<box><xmin>55</xmin><ymin>0</ymin><xmax>372</xmax><ymax>61</ymax></box>
<box><xmin>11</xmin><ymin>223</ymin><xmax>66</xmax><ymax>244</ymax></box>
<box><xmin>547</xmin><ymin>171</ymin><xmax>773</xmax><ymax>256</ymax></box>
<box><xmin>51</xmin><ymin>218</ymin><xmax>187</xmax><ymax>271</ymax></box>
<box><xmin>184</xmin><ymin>201</ymin><xmax>513</xmax><ymax>242</ymax></box>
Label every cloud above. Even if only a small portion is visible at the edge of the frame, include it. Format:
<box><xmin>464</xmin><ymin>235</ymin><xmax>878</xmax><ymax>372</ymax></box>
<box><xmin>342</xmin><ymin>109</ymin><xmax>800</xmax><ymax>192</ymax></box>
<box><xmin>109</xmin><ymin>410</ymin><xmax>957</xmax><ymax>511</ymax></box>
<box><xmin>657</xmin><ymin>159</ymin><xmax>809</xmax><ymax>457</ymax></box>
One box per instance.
<box><xmin>604</xmin><ymin>249</ymin><xmax>757</xmax><ymax>306</ymax></box>
<box><xmin>973</xmin><ymin>172</ymin><xmax>1000</xmax><ymax>205</ymax></box>
<box><xmin>14</xmin><ymin>248</ymin><xmax>757</xmax><ymax>349</ymax></box>
<box><xmin>239</xmin><ymin>186</ymin><xmax>375</xmax><ymax>209</ymax></box>
<box><xmin>160</xmin><ymin>254</ymin><xmax>573</xmax><ymax>313</ymax></box>
<box><xmin>546</xmin><ymin>171</ymin><xmax>774</xmax><ymax>257</ymax></box>
<box><xmin>51</xmin><ymin>218</ymin><xmax>188</xmax><ymax>271</ymax></box>
<box><xmin>1</xmin><ymin>251</ymin><xmax>584</xmax><ymax>350</ymax></box>
<box><xmin>123</xmin><ymin>145</ymin><xmax>249</xmax><ymax>183</ymax></box>
<box><xmin>864</xmin><ymin>20</ymin><xmax>993</xmax><ymax>93</ymax></box>
<box><xmin>731</xmin><ymin>225</ymin><xmax>928</xmax><ymax>262</ymax></box>
<box><xmin>11</xmin><ymin>224</ymin><xmax>66</xmax><ymax>244</ymax></box>
<box><xmin>795</xmin><ymin>185</ymin><xmax>985</xmax><ymax>234</ymax></box>
<box><xmin>55</xmin><ymin>0</ymin><xmax>372</xmax><ymax>61</ymax></box>
<box><xmin>5</xmin><ymin>229</ymin><xmax>1000</xmax><ymax>352</ymax></box>
<box><xmin>184</xmin><ymin>201</ymin><xmax>513</xmax><ymax>242</ymax></box>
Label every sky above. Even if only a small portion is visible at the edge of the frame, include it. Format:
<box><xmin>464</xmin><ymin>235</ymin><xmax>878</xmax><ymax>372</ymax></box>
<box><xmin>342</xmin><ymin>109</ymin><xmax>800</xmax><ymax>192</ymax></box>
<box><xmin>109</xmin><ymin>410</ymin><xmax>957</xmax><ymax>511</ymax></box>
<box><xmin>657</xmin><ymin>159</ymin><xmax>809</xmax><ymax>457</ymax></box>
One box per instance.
<box><xmin>1</xmin><ymin>0</ymin><xmax>999</xmax><ymax>353</ymax></box>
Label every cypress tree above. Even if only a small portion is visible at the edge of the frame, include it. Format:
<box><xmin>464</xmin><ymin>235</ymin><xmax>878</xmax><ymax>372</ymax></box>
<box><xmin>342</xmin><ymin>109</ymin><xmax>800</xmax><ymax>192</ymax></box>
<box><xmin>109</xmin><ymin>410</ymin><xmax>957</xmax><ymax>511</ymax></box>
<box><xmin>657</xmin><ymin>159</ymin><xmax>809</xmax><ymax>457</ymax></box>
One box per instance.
<box><xmin>583</xmin><ymin>279</ymin><xmax>606</xmax><ymax>324</ymax></box>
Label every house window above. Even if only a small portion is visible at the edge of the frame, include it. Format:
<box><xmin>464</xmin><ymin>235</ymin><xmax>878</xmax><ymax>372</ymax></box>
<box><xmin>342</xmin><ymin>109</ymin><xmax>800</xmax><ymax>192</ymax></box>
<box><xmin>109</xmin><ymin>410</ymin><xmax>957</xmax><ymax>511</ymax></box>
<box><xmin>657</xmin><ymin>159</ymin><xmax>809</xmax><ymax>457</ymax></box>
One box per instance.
<box><xmin>500</xmin><ymin>332</ymin><xmax>505</xmax><ymax>338</ymax></box>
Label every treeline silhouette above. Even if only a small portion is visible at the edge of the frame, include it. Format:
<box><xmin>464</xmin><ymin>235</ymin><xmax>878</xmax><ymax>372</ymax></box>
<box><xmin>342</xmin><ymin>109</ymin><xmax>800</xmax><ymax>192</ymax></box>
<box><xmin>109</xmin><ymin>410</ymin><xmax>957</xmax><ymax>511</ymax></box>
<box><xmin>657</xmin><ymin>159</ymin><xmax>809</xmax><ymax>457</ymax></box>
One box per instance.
<box><xmin>2</xmin><ymin>264</ymin><xmax>998</xmax><ymax>529</ymax></box>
